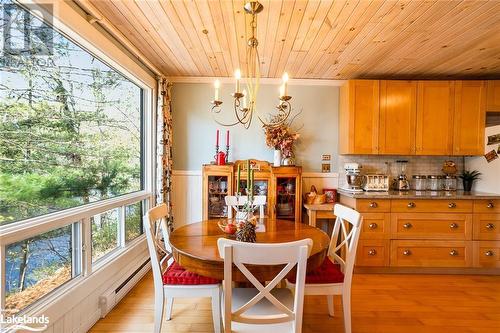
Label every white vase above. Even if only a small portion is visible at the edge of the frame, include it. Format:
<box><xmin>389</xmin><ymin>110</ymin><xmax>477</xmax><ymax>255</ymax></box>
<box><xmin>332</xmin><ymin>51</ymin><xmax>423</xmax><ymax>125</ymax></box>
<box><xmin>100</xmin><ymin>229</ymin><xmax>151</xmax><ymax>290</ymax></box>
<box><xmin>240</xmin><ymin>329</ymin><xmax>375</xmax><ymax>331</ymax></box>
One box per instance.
<box><xmin>273</xmin><ymin>150</ymin><xmax>282</xmax><ymax>167</ymax></box>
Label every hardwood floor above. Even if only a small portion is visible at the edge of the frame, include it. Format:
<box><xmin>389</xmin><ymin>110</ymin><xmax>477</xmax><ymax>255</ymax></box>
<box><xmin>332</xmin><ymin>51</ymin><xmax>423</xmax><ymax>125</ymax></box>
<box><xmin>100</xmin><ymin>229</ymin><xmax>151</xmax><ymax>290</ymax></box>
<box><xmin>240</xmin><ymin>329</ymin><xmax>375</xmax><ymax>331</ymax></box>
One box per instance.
<box><xmin>90</xmin><ymin>272</ymin><xmax>500</xmax><ymax>333</ymax></box>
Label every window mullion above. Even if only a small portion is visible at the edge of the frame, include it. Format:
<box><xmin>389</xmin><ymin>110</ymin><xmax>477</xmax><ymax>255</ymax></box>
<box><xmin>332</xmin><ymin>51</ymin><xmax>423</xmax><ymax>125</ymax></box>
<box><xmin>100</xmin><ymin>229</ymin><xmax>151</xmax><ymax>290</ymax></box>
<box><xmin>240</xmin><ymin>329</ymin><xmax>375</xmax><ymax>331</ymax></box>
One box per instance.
<box><xmin>71</xmin><ymin>222</ymin><xmax>82</xmax><ymax>278</ymax></box>
<box><xmin>82</xmin><ymin>217</ymin><xmax>92</xmax><ymax>277</ymax></box>
<box><xmin>118</xmin><ymin>206</ymin><xmax>126</xmax><ymax>248</ymax></box>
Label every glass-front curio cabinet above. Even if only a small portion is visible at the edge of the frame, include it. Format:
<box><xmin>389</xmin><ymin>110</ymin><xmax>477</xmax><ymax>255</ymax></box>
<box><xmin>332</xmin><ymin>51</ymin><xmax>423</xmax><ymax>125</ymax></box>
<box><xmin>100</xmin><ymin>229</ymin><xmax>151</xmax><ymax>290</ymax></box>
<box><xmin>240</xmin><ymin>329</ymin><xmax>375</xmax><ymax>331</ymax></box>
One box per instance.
<box><xmin>202</xmin><ymin>160</ymin><xmax>302</xmax><ymax>223</ymax></box>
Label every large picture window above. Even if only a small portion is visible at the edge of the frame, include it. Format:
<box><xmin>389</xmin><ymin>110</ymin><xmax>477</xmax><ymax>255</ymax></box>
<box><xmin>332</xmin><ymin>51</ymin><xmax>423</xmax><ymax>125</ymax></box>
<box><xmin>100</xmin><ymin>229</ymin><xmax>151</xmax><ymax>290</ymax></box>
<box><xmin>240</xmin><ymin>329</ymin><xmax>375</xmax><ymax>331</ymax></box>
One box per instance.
<box><xmin>1</xmin><ymin>1</ymin><xmax>149</xmax><ymax>317</ymax></box>
<box><xmin>0</xmin><ymin>1</ymin><xmax>143</xmax><ymax>225</ymax></box>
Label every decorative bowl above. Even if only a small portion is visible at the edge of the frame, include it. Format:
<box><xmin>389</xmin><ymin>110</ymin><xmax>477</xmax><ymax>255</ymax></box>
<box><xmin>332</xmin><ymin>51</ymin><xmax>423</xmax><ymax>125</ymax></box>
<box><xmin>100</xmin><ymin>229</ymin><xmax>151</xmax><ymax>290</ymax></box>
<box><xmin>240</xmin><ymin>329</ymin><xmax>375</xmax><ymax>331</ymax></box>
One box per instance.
<box><xmin>217</xmin><ymin>220</ymin><xmax>238</xmax><ymax>235</ymax></box>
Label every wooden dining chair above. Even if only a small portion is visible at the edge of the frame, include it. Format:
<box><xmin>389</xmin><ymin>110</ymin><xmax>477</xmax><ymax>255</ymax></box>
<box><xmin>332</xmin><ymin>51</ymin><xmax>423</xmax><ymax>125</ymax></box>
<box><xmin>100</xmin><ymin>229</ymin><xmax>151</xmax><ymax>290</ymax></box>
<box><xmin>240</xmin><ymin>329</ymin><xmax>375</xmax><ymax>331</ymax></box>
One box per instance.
<box><xmin>217</xmin><ymin>238</ymin><xmax>312</xmax><ymax>333</ymax></box>
<box><xmin>225</xmin><ymin>195</ymin><xmax>266</xmax><ymax>218</ymax></box>
<box><xmin>144</xmin><ymin>204</ymin><xmax>222</xmax><ymax>333</ymax></box>
<box><xmin>286</xmin><ymin>204</ymin><xmax>362</xmax><ymax>333</ymax></box>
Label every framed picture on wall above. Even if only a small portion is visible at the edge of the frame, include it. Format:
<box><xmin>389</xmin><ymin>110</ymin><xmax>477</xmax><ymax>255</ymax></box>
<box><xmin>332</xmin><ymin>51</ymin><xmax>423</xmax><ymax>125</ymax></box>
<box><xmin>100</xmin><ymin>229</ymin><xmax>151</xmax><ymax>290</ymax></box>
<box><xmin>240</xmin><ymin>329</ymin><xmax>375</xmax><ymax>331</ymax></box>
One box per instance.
<box><xmin>323</xmin><ymin>188</ymin><xmax>337</xmax><ymax>203</ymax></box>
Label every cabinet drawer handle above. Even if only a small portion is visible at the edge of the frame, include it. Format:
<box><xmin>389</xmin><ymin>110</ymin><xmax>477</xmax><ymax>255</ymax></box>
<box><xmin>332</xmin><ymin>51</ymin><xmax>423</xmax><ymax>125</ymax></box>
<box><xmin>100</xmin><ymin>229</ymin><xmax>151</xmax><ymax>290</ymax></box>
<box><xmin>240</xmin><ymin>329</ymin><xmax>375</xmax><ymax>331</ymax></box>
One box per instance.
<box><xmin>449</xmin><ymin>223</ymin><xmax>459</xmax><ymax>229</ymax></box>
<box><xmin>368</xmin><ymin>223</ymin><xmax>378</xmax><ymax>229</ymax></box>
<box><xmin>403</xmin><ymin>249</ymin><xmax>412</xmax><ymax>256</ymax></box>
<box><xmin>407</xmin><ymin>202</ymin><xmax>416</xmax><ymax>208</ymax></box>
<box><xmin>449</xmin><ymin>249</ymin><xmax>458</xmax><ymax>256</ymax></box>
<box><xmin>448</xmin><ymin>202</ymin><xmax>456</xmax><ymax>208</ymax></box>
<box><xmin>485</xmin><ymin>250</ymin><xmax>494</xmax><ymax>257</ymax></box>
<box><xmin>369</xmin><ymin>202</ymin><xmax>378</xmax><ymax>208</ymax></box>
<box><xmin>487</xmin><ymin>202</ymin><xmax>494</xmax><ymax>209</ymax></box>
<box><xmin>368</xmin><ymin>249</ymin><xmax>377</xmax><ymax>256</ymax></box>
<box><xmin>486</xmin><ymin>223</ymin><xmax>495</xmax><ymax>230</ymax></box>
<box><xmin>403</xmin><ymin>223</ymin><xmax>413</xmax><ymax>229</ymax></box>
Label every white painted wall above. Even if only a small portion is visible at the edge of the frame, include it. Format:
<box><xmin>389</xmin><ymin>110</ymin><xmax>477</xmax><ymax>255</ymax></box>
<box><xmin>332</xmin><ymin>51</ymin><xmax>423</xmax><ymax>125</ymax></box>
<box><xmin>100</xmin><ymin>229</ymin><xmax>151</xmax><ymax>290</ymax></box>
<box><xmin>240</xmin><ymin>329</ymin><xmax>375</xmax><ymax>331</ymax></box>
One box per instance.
<box><xmin>466</xmin><ymin>125</ymin><xmax>500</xmax><ymax>194</ymax></box>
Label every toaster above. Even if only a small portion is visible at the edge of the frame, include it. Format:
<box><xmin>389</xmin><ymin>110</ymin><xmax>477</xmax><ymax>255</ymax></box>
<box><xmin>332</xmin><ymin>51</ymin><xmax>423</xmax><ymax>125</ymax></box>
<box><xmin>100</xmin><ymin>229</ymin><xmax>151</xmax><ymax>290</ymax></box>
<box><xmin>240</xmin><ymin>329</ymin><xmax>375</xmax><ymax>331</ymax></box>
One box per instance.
<box><xmin>363</xmin><ymin>174</ymin><xmax>390</xmax><ymax>192</ymax></box>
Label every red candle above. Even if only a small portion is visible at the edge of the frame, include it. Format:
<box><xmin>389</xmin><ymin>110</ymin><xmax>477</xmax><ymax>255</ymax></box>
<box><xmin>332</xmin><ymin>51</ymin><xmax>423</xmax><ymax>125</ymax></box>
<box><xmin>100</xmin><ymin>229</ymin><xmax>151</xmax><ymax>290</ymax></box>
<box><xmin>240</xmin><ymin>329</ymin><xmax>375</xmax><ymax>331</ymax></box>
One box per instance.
<box><xmin>216</xmin><ymin>129</ymin><xmax>219</xmax><ymax>146</ymax></box>
<box><xmin>226</xmin><ymin>130</ymin><xmax>229</xmax><ymax>146</ymax></box>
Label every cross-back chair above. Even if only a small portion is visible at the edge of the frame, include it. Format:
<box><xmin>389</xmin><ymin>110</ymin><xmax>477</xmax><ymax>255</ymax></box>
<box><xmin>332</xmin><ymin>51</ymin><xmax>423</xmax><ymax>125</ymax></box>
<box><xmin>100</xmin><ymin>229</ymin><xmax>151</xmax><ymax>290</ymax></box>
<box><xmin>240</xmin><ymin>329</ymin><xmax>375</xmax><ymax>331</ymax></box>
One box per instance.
<box><xmin>217</xmin><ymin>238</ymin><xmax>312</xmax><ymax>333</ymax></box>
<box><xmin>144</xmin><ymin>203</ymin><xmax>221</xmax><ymax>333</ymax></box>
<box><xmin>225</xmin><ymin>195</ymin><xmax>267</xmax><ymax>218</ymax></box>
<box><xmin>286</xmin><ymin>203</ymin><xmax>362</xmax><ymax>333</ymax></box>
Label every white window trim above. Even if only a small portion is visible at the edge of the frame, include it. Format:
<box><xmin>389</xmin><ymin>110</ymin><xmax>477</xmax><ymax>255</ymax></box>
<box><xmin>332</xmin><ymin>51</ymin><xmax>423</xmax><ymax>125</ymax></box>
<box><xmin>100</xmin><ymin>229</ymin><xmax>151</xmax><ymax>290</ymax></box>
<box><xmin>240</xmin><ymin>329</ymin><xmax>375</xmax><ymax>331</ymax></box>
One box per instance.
<box><xmin>0</xmin><ymin>191</ymin><xmax>151</xmax><ymax>245</ymax></box>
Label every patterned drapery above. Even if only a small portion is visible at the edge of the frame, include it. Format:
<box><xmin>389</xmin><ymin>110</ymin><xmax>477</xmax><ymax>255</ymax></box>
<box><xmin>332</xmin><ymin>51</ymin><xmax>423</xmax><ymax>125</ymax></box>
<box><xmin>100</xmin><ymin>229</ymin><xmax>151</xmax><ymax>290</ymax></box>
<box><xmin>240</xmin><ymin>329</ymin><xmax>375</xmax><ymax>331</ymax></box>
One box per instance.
<box><xmin>156</xmin><ymin>78</ymin><xmax>174</xmax><ymax>231</ymax></box>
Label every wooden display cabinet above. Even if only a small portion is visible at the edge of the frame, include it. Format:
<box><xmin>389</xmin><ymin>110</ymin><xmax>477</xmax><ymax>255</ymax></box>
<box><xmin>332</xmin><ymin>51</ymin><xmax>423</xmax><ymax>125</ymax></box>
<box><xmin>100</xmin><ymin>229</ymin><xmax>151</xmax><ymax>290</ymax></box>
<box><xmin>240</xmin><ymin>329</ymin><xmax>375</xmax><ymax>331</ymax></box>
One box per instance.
<box><xmin>202</xmin><ymin>164</ymin><xmax>233</xmax><ymax>220</ymax></box>
<box><xmin>202</xmin><ymin>160</ymin><xmax>302</xmax><ymax>223</ymax></box>
<box><xmin>270</xmin><ymin>166</ymin><xmax>302</xmax><ymax>223</ymax></box>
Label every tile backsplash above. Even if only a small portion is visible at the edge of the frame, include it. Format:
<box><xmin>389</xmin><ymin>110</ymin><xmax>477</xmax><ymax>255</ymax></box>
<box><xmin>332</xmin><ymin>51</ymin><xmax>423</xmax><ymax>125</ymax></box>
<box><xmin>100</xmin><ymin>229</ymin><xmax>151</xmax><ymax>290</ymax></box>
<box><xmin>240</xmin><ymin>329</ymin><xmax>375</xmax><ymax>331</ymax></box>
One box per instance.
<box><xmin>337</xmin><ymin>155</ymin><xmax>465</xmax><ymax>188</ymax></box>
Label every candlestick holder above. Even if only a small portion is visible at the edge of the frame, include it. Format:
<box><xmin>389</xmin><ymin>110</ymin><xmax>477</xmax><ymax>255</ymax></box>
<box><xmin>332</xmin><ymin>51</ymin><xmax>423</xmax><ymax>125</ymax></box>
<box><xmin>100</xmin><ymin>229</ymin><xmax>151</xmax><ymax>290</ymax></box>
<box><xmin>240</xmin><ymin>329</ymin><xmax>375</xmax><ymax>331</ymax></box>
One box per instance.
<box><xmin>211</xmin><ymin>100</ymin><xmax>223</xmax><ymax>113</ymax></box>
<box><xmin>225</xmin><ymin>144</ymin><xmax>230</xmax><ymax>163</ymax></box>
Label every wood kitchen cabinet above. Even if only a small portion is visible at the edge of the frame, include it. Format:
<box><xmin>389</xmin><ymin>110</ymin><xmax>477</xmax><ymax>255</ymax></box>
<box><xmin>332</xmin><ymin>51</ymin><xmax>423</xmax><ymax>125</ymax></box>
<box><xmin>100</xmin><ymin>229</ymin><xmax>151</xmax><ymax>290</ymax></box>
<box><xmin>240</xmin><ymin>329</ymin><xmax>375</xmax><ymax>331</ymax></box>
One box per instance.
<box><xmin>486</xmin><ymin>80</ymin><xmax>500</xmax><ymax>112</ymax></box>
<box><xmin>416</xmin><ymin>81</ymin><xmax>455</xmax><ymax>155</ymax></box>
<box><xmin>339</xmin><ymin>79</ymin><xmax>490</xmax><ymax>156</ymax></box>
<box><xmin>379</xmin><ymin>80</ymin><xmax>417</xmax><ymax>155</ymax></box>
<box><xmin>339</xmin><ymin>80</ymin><xmax>379</xmax><ymax>154</ymax></box>
<box><xmin>340</xmin><ymin>194</ymin><xmax>500</xmax><ymax>272</ymax></box>
<box><xmin>453</xmin><ymin>81</ymin><xmax>487</xmax><ymax>155</ymax></box>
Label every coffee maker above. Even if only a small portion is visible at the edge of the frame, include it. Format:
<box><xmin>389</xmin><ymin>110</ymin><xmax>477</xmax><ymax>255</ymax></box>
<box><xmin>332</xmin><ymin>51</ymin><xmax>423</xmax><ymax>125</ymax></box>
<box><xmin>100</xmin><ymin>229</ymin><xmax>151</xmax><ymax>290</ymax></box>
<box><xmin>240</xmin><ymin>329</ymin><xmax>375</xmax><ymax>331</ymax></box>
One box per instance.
<box><xmin>343</xmin><ymin>163</ymin><xmax>364</xmax><ymax>192</ymax></box>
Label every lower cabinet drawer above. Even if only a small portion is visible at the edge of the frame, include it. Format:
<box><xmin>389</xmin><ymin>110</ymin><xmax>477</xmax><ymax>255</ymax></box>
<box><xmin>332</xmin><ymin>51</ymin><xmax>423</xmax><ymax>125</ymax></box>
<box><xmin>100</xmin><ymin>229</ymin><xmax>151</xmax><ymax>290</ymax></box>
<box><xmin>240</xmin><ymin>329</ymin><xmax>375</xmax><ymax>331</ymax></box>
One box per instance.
<box><xmin>473</xmin><ymin>214</ymin><xmax>500</xmax><ymax>240</ymax></box>
<box><xmin>391</xmin><ymin>213</ymin><xmax>472</xmax><ymax>240</ymax></box>
<box><xmin>473</xmin><ymin>200</ymin><xmax>500</xmax><ymax>213</ymax></box>
<box><xmin>360</xmin><ymin>213</ymin><xmax>390</xmax><ymax>239</ymax></box>
<box><xmin>390</xmin><ymin>240</ymin><xmax>472</xmax><ymax>267</ymax></box>
<box><xmin>473</xmin><ymin>241</ymin><xmax>500</xmax><ymax>268</ymax></box>
<box><xmin>356</xmin><ymin>240</ymin><xmax>389</xmax><ymax>267</ymax></box>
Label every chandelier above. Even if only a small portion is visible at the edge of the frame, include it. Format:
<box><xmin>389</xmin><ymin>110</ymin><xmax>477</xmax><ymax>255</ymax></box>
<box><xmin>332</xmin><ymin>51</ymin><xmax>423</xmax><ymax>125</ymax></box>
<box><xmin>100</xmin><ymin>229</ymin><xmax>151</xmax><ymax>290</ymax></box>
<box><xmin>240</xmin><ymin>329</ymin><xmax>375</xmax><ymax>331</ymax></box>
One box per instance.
<box><xmin>210</xmin><ymin>1</ymin><xmax>293</xmax><ymax>129</ymax></box>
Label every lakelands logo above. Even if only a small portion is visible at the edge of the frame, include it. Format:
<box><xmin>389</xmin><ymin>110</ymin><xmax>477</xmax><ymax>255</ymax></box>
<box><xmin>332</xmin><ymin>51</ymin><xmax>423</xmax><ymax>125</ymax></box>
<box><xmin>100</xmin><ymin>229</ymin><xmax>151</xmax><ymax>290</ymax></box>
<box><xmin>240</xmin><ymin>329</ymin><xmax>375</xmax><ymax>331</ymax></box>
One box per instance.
<box><xmin>0</xmin><ymin>311</ymin><xmax>49</xmax><ymax>332</ymax></box>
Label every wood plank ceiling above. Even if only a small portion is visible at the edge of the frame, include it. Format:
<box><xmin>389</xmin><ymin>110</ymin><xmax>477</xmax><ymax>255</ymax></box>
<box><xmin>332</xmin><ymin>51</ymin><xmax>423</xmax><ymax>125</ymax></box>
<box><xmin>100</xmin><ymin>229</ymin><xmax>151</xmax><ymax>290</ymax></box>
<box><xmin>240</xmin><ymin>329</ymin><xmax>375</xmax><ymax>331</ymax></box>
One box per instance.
<box><xmin>87</xmin><ymin>0</ymin><xmax>500</xmax><ymax>79</ymax></box>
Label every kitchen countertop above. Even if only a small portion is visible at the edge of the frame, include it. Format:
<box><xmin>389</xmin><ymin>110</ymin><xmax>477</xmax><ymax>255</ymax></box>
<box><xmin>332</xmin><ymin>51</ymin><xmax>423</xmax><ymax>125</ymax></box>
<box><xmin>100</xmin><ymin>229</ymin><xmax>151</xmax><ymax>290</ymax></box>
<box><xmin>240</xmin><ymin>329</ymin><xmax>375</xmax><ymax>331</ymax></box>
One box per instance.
<box><xmin>338</xmin><ymin>189</ymin><xmax>500</xmax><ymax>200</ymax></box>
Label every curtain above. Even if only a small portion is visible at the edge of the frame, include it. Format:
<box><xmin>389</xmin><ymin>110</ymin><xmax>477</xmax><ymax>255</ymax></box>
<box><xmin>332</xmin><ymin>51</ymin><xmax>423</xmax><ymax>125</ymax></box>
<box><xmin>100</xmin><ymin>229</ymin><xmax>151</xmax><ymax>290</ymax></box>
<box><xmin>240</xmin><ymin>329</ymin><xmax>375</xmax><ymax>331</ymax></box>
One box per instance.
<box><xmin>156</xmin><ymin>78</ymin><xmax>174</xmax><ymax>231</ymax></box>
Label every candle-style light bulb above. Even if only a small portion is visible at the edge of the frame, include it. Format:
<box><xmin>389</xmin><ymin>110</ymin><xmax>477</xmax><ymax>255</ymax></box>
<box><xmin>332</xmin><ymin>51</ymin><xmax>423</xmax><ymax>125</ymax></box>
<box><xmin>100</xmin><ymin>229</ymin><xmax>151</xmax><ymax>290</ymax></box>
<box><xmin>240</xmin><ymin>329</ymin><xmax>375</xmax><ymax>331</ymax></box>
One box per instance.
<box><xmin>242</xmin><ymin>89</ymin><xmax>247</xmax><ymax>108</ymax></box>
<box><xmin>282</xmin><ymin>72</ymin><xmax>289</xmax><ymax>96</ymax></box>
<box><xmin>214</xmin><ymin>79</ymin><xmax>220</xmax><ymax>101</ymax></box>
<box><xmin>279</xmin><ymin>84</ymin><xmax>285</xmax><ymax>98</ymax></box>
<box><xmin>234</xmin><ymin>69</ymin><xmax>241</xmax><ymax>93</ymax></box>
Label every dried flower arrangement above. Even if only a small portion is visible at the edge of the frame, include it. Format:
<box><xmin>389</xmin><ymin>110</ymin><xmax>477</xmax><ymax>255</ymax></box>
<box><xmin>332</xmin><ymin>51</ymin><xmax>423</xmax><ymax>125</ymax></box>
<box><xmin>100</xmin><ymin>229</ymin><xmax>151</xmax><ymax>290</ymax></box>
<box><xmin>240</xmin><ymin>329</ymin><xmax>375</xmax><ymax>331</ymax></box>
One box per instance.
<box><xmin>263</xmin><ymin>113</ymin><xmax>301</xmax><ymax>158</ymax></box>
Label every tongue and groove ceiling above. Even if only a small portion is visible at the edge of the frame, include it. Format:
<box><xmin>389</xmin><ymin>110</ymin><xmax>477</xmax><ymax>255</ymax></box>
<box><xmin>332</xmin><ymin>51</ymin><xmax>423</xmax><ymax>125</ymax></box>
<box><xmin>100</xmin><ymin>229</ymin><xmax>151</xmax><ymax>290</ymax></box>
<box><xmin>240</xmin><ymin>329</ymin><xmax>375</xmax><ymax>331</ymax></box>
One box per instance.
<box><xmin>87</xmin><ymin>0</ymin><xmax>500</xmax><ymax>79</ymax></box>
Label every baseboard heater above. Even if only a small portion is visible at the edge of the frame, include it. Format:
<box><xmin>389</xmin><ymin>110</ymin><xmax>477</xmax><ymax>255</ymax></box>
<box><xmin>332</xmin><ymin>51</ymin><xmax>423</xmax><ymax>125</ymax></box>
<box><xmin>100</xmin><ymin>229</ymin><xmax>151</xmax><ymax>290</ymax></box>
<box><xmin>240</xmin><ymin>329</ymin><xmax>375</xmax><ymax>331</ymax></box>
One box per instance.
<box><xmin>99</xmin><ymin>259</ymin><xmax>151</xmax><ymax>318</ymax></box>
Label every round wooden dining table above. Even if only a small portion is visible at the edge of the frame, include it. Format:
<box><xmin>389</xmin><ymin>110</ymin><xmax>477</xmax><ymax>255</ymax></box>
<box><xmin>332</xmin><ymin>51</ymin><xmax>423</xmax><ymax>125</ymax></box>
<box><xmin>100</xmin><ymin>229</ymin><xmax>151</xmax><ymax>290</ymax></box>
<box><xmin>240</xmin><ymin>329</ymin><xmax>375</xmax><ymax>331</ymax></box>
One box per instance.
<box><xmin>169</xmin><ymin>218</ymin><xmax>330</xmax><ymax>282</ymax></box>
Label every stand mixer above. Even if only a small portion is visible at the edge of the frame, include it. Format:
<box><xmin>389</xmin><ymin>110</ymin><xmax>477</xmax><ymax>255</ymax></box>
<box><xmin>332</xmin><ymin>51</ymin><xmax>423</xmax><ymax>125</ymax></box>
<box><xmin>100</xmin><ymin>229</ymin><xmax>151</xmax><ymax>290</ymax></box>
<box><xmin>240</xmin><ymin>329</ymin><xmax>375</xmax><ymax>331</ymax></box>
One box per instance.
<box><xmin>342</xmin><ymin>163</ymin><xmax>364</xmax><ymax>192</ymax></box>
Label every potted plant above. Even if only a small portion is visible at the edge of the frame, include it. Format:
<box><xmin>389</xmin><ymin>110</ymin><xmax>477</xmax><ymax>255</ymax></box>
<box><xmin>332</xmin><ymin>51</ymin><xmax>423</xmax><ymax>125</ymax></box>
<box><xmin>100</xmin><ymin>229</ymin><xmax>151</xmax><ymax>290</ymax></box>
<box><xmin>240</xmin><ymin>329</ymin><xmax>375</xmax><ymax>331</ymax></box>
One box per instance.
<box><xmin>459</xmin><ymin>170</ymin><xmax>481</xmax><ymax>192</ymax></box>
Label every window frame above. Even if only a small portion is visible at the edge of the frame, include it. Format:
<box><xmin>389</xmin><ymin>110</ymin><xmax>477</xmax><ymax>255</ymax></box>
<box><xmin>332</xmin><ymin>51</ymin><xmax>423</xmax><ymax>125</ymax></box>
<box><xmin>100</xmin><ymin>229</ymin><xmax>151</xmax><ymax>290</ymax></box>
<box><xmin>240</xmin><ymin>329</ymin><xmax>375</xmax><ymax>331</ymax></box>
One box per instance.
<box><xmin>0</xmin><ymin>0</ymin><xmax>157</xmax><ymax>315</ymax></box>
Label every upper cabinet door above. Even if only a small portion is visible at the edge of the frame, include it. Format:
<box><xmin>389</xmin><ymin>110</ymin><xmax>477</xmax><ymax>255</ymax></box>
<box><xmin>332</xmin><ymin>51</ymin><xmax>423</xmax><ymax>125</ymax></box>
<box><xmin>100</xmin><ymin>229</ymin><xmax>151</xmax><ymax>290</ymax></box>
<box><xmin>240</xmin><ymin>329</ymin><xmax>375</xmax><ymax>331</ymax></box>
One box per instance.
<box><xmin>453</xmin><ymin>81</ymin><xmax>486</xmax><ymax>156</ymax></box>
<box><xmin>379</xmin><ymin>81</ymin><xmax>417</xmax><ymax>155</ymax></box>
<box><xmin>416</xmin><ymin>81</ymin><xmax>455</xmax><ymax>155</ymax></box>
<box><xmin>339</xmin><ymin>80</ymin><xmax>379</xmax><ymax>154</ymax></box>
<box><xmin>486</xmin><ymin>80</ymin><xmax>500</xmax><ymax>112</ymax></box>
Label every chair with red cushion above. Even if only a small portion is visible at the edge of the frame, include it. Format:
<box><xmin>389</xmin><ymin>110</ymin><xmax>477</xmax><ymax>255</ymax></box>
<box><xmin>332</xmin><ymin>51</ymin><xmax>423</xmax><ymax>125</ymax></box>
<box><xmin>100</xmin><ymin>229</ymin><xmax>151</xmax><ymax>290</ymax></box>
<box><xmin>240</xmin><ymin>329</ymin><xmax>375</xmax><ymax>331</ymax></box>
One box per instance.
<box><xmin>144</xmin><ymin>204</ymin><xmax>221</xmax><ymax>333</ymax></box>
<box><xmin>286</xmin><ymin>204</ymin><xmax>362</xmax><ymax>333</ymax></box>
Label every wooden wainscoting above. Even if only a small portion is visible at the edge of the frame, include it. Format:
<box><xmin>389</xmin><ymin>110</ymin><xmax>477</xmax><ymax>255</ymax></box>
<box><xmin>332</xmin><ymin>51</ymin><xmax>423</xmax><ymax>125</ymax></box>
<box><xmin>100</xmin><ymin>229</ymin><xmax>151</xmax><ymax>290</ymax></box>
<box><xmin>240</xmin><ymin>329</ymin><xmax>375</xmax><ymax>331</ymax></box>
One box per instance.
<box><xmin>172</xmin><ymin>170</ymin><xmax>203</xmax><ymax>228</ymax></box>
<box><xmin>89</xmin><ymin>271</ymin><xmax>500</xmax><ymax>333</ymax></box>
